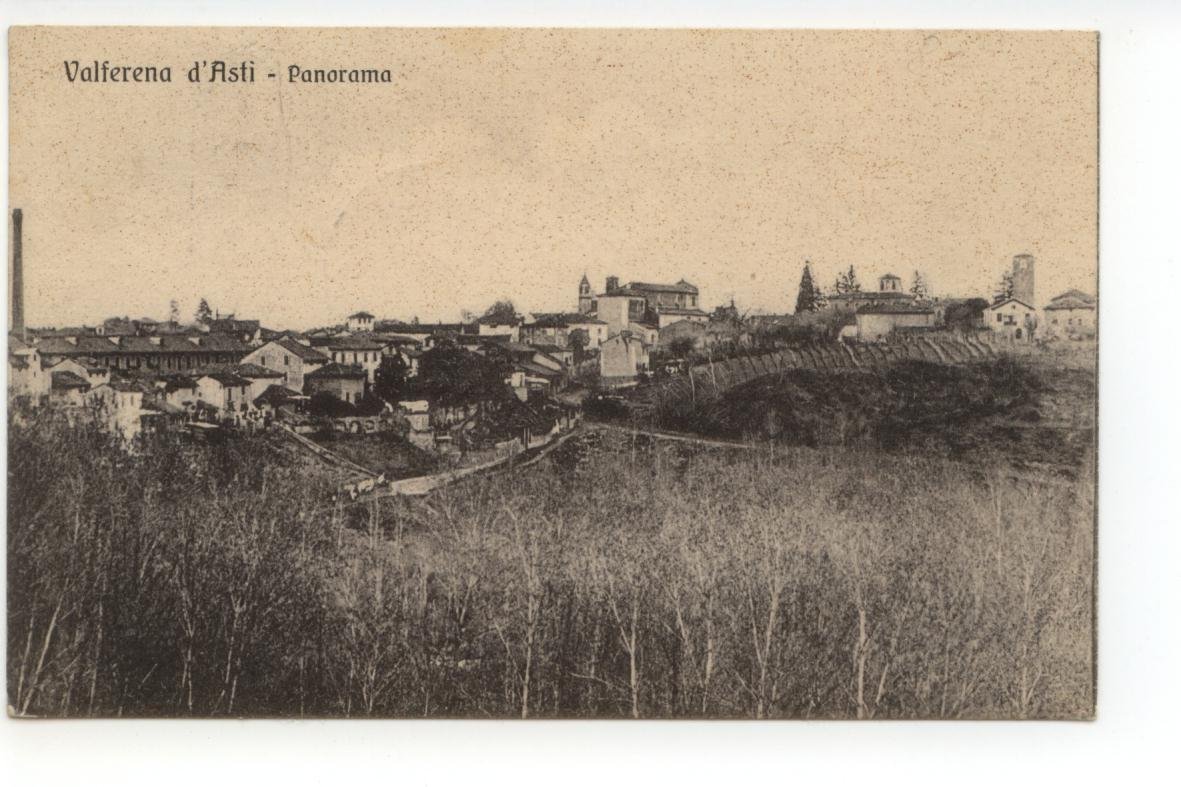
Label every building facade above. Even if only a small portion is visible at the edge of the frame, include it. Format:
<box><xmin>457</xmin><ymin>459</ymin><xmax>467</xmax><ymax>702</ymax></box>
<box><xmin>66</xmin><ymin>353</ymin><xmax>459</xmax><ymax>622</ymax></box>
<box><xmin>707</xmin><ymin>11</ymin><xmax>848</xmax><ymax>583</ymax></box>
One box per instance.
<box><xmin>305</xmin><ymin>363</ymin><xmax>366</xmax><ymax>404</ymax></box>
<box><xmin>347</xmin><ymin>311</ymin><xmax>376</xmax><ymax>332</ymax></box>
<box><xmin>1041</xmin><ymin>290</ymin><xmax>1096</xmax><ymax>340</ymax></box>
<box><xmin>986</xmin><ymin>298</ymin><xmax>1038</xmax><ymax>342</ymax></box>
<box><xmin>242</xmin><ymin>337</ymin><xmax>329</xmax><ymax>392</ymax></box>
<box><xmin>599</xmin><ymin>331</ymin><xmax>650</xmax><ymax>387</ymax></box>
<box><xmin>855</xmin><ymin>303</ymin><xmax>936</xmax><ymax>340</ymax></box>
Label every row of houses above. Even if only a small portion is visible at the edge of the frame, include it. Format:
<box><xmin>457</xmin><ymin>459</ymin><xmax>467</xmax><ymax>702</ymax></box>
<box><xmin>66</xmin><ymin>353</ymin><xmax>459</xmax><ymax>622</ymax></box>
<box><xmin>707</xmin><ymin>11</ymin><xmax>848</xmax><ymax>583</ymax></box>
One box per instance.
<box><xmin>8</xmin><ymin>308</ymin><xmax>587</xmax><ymax>440</ymax></box>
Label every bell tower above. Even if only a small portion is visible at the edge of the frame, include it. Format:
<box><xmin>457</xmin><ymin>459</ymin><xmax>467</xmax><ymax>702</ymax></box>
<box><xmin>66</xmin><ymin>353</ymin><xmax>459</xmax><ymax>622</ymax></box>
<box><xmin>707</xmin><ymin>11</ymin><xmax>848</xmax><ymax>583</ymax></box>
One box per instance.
<box><xmin>578</xmin><ymin>273</ymin><xmax>593</xmax><ymax>314</ymax></box>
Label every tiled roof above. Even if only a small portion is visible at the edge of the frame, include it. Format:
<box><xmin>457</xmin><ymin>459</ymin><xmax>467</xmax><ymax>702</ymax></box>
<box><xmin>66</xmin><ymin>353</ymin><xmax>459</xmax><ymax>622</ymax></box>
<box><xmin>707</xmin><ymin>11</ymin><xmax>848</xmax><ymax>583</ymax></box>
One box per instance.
<box><xmin>373</xmin><ymin>333</ymin><xmax>421</xmax><ymax>345</ymax></box>
<box><xmin>349</xmin><ymin>311</ymin><xmax>376</xmax><ymax>319</ymax></box>
<box><xmin>626</xmin><ymin>280</ymin><xmax>699</xmax><ymax>295</ymax></box>
<box><xmin>827</xmin><ymin>291</ymin><xmax>914</xmax><ymax>301</ymax></box>
<box><xmin>36</xmin><ymin>334</ymin><xmax>251</xmax><ymax>356</ymax></box>
<box><xmin>857</xmin><ymin>303</ymin><xmax>935</xmax><ymax>315</ymax></box>
<box><xmin>1049</xmin><ymin>289</ymin><xmax>1095</xmax><ymax>305</ymax></box>
<box><xmin>597</xmin><ymin>286</ymin><xmax>648</xmax><ymax>298</ymax></box>
<box><xmin>200</xmin><ymin>371</ymin><xmax>251</xmax><ymax>387</ymax></box>
<box><xmin>208</xmin><ymin>318</ymin><xmax>260</xmax><ymax>334</ymax></box>
<box><xmin>326</xmin><ymin>336</ymin><xmax>386</xmax><ymax>351</ymax></box>
<box><xmin>476</xmin><ymin>313</ymin><xmax>523</xmax><ymax>326</ymax></box>
<box><xmin>254</xmin><ymin>384</ymin><xmax>301</xmax><ymax>407</ymax></box>
<box><xmin>109</xmin><ymin>380</ymin><xmax>151</xmax><ymax>393</ymax></box>
<box><xmin>270</xmin><ymin>337</ymin><xmax>330</xmax><ymax>362</ymax></box>
<box><xmin>988</xmin><ymin>298</ymin><xmax>1036</xmax><ymax>311</ymax></box>
<box><xmin>160</xmin><ymin>375</ymin><xmax>198</xmax><ymax>392</ymax></box>
<box><xmin>235</xmin><ymin>362</ymin><xmax>285</xmax><ymax>379</ymax></box>
<box><xmin>377</xmin><ymin>320</ymin><xmax>464</xmax><ymax>333</ymax></box>
<box><xmin>516</xmin><ymin>361</ymin><xmax>563</xmax><ymax>378</ymax></box>
<box><xmin>527</xmin><ymin>312</ymin><xmax>606</xmax><ymax>328</ymax></box>
<box><xmin>1044</xmin><ymin>294</ymin><xmax>1096</xmax><ymax>311</ymax></box>
<box><xmin>51</xmin><ymin>370</ymin><xmax>91</xmax><ymax>390</ymax></box>
<box><xmin>657</xmin><ymin>307</ymin><xmax>709</xmax><ymax>317</ymax></box>
<box><xmin>307</xmin><ymin>362</ymin><xmax>366</xmax><ymax>380</ymax></box>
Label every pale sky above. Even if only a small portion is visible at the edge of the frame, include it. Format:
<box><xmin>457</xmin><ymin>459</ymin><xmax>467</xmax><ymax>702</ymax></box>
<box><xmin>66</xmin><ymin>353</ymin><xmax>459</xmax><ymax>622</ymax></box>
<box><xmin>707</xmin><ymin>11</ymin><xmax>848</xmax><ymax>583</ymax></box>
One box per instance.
<box><xmin>9</xmin><ymin>28</ymin><xmax>1097</xmax><ymax>329</ymax></box>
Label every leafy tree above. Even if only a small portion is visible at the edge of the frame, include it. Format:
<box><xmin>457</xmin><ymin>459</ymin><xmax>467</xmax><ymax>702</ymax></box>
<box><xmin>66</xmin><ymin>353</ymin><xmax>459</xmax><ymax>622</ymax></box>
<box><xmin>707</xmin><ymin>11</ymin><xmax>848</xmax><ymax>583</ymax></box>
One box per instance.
<box><xmin>169</xmin><ymin>299</ymin><xmax>181</xmax><ymax>324</ymax></box>
<box><xmin>374</xmin><ymin>354</ymin><xmax>409</xmax><ymax>403</ymax></box>
<box><xmin>354</xmin><ymin>393</ymin><xmax>387</xmax><ymax>417</ymax></box>
<box><xmin>413</xmin><ymin>342</ymin><xmax>509</xmax><ymax>406</ymax></box>
<box><xmin>910</xmin><ymin>271</ymin><xmax>930</xmax><ymax>300</ymax></box>
<box><xmin>834</xmin><ymin>265</ymin><xmax>861</xmax><ymax>295</ymax></box>
<box><xmin>567</xmin><ymin>328</ymin><xmax>590</xmax><ymax>363</ymax></box>
<box><xmin>483</xmin><ymin>299</ymin><xmax>518</xmax><ymax>323</ymax></box>
<box><xmin>994</xmin><ymin>271</ymin><xmax>1015</xmax><ymax>305</ymax></box>
<box><xmin>669</xmin><ymin>336</ymin><xmax>697</xmax><ymax>358</ymax></box>
<box><xmin>944</xmin><ymin>298</ymin><xmax>990</xmax><ymax>331</ymax></box>
<box><xmin>195</xmin><ymin>298</ymin><xmax>214</xmax><ymax>325</ymax></box>
<box><xmin>795</xmin><ymin>262</ymin><xmax>821</xmax><ymax>313</ymax></box>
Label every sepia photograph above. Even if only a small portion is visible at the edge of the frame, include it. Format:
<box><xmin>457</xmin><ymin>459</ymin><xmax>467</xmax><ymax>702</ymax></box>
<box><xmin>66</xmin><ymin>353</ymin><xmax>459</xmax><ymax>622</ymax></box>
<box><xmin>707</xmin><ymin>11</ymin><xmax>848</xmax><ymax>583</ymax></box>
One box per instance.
<box><xmin>7</xmin><ymin>26</ymin><xmax>1099</xmax><ymax>721</ymax></box>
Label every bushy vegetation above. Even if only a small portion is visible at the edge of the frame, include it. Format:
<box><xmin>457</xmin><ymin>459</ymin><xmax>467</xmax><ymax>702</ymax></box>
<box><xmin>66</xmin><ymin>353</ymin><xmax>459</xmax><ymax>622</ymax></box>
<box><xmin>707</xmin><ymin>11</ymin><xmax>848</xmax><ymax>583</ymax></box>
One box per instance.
<box><xmin>9</xmin><ymin>411</ymin><xmax>1092</xmax><ymax>719</ymax></box>
<box><xmin>310</xmin><ymin>430</ymin><xmax>439</xmax><ymax>480</ymax></box>
<box><xmin>652</xmin><ymin>358</ymin><xmax>1092</xmax><ymax>475</ymax></box>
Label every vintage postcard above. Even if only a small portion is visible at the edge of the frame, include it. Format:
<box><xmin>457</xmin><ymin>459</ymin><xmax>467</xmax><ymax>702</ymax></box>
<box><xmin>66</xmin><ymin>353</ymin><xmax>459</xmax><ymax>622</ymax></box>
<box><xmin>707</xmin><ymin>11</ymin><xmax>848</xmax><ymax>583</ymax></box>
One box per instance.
<box><xmin>7</xmin><ymin>28</ymin><xmax>1096</xmax><ymax>719</ymax></box>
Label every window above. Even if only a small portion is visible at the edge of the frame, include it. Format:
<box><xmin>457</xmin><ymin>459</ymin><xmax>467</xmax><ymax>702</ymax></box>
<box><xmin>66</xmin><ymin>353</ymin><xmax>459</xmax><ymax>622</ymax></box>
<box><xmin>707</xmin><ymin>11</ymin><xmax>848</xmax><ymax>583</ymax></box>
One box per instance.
<box><xmin>996</xmin><ymin>314</ymin><xmax>1003</xmax><ymax>323</ymax></box>
<box><xmin>260</xmin><ymin>356</ymin><xmax>266</xmax><ymax>366</ymax></box>
<box><xmin>284</xmin><ymin>355</ymin><xmax>290</xmax><ymax>366</ymax></box>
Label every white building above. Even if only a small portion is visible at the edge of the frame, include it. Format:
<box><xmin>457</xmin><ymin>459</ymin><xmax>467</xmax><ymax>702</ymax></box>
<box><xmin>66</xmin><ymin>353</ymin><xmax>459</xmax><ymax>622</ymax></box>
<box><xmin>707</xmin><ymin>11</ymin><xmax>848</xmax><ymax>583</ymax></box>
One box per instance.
<box><xmin>325</xmin><ymin>337</ymin><xmax>385</xmax><ymax>385</ymax></box>
<box><xmin>242</xmin><ymin>337</ymin><xmax>329</xmax><ymax>392</ymax></box>
<box><xmin>855</xmin><ymin>303</ymin><xmax>935</xmax><ymax>340</ymax></box>
<box><xmin>986</xmin><ymin>298</ymin><xmax>1038</xmax><ymax>342</ymax></box>
<box><xmin>8</xmin><ymin>336</ymin><xmax>50</xmax><ymax>405</ymax></box>
<box><xmin>85</xmin><ymin>381</ymin><xmax>148</xmax><ymax>442</ymax></box>
<box><xmin>599</xmin><ymin>331</ymin><xmax>650</xmax><ymax>388</ymax></box>
<box><xmin>347</xmin><ymin>311</ymin><xmax>376</xmax><ymax>332</ymax></box>
<box><xmin>1042</xmin><ymin>290</ymin><xmax>1096</xmax><ymax>341</ymax></box>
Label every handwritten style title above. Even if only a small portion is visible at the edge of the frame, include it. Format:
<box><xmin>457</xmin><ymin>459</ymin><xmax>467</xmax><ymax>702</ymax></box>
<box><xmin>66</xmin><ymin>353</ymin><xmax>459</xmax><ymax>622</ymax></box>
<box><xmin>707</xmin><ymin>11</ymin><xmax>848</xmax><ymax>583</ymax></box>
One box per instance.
<box><xmin>63</xmin><ymin>60</ymin><xmax>393</xmax><ymax>84</ymax></box>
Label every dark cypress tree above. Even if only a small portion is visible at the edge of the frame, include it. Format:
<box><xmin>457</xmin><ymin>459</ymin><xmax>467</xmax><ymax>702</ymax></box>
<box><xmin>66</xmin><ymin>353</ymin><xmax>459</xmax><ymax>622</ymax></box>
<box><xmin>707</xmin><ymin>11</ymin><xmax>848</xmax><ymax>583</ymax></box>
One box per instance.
<box><xmin>795</xmin><ymin>262</ymin><xmax>820</xmax><ymax>313</ymax></box>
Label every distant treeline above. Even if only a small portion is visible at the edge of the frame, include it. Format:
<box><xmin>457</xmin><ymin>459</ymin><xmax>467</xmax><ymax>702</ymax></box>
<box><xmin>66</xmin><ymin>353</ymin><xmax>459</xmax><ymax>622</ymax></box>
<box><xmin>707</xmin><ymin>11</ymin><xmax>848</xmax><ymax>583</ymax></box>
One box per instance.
<box><xmin>8</xmin><ymin>414</ymin><xmax>1092</xmax><ymax>718</ymax></box>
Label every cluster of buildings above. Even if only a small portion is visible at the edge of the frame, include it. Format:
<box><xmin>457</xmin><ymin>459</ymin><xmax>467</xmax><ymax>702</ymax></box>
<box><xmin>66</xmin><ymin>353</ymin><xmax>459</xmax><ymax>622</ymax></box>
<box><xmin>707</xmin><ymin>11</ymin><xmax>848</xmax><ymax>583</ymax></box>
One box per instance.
<box><xmin>833</xmin><ymin>254</ymin><xmax>1096</xmax><ymax>344</ymax></box>
<box><xmin>6</xmin><ymin>312</ymin><xmax>582</xmax><ymax>442</ymax></box>
<box><xmin>7</xmin><ymin>205</ymin><xmax>1098</xmax><ymax>441</ymax></box>
<box><xmin>978</xmin><ymin>255</ymin><xmax>1096</xmax><ymax>343</ymax></box>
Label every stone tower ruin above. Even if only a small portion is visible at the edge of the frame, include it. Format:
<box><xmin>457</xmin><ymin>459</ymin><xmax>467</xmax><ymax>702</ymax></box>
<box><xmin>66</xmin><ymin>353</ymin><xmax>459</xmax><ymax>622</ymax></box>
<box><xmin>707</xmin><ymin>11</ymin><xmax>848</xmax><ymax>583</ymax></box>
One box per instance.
<box><xmin>1012</xmin><ymin>254</ymin><xmax>1035</xmax><ymax>305</ymax></box>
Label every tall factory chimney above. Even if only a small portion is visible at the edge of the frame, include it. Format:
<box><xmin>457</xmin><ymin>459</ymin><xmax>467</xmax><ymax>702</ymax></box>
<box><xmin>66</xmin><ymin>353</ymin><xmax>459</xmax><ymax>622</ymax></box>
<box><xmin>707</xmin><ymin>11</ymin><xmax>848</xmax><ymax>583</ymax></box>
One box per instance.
<box><xmin>10</xmin><ymin>208</ymin><xmax>25</xmax><ymax>339</ymax></box>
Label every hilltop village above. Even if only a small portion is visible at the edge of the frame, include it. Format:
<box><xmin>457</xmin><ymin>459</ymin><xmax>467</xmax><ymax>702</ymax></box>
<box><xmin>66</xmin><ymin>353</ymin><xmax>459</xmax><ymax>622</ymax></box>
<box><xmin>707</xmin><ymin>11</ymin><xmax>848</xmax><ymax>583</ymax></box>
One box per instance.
<box><xmin>8</xmin><ymin>207</ymin><xmax>1095</xmax><ymax>462</ymax></box>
